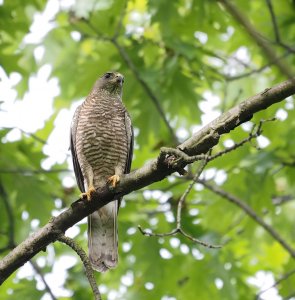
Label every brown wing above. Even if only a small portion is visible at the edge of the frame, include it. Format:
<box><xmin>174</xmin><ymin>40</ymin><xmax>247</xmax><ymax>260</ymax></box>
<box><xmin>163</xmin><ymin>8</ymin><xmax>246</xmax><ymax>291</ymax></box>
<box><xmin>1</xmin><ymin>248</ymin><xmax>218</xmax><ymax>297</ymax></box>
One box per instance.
<box><xmin>70</xmin><ymin>105</ymin><xmax>85</xmax><ymax>193</ymax></box>
<box><xmin>124</xmin><ymin>111</ymin><xmax>134</xmax><ymax>174</ymax></box>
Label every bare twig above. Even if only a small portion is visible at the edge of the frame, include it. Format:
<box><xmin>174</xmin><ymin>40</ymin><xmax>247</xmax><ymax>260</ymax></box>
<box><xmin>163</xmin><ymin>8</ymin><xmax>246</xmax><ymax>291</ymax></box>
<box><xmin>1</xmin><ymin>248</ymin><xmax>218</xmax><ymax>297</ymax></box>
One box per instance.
<box><xmin>57</xmin><ymin>234</ymin><xmax>101</xmax><ymax>300</ymax></box>
<box><xmin>256</xmin><ymin>268</ymin><xmax>295</xmax><ymax>299</ymax></box>
<box><xmin>218</xmin><ymin>0</ymin><xmax>294</xmax><ymax>79</ymax></box>
<box><xmin>137</xmin><ymin>226</ymin><xmax>221</xmax><ymax>249</ymax></box>
<box><xmin>30</xmin><ymin>260</ymin><xmax>57</xmax><ymax>300</ymax></box>
<box><xmin>272</xmin><ymin>195</ymin><xmax>294</xmax><ymax>206</ymax></box>
<box><xmin>0</xmin><ymin>182</ymin><xmax>15</xmax><ymax>251</ymax></box>
<box><xmin>265</xmin><ymin>0</ymin><xmax>295</xmax><ymax>54</ymax></box>
<box><xmin>176</xmin><ymin>158</ymin><xmax>209</xmax><ymax>228</ymax></box>
<box><xmin>111</xmin><ymin>39</ymin><xmax>178</xmax><ymax>145</ymax></box>
<box><xmin>138</xmin><ymin>155</ymin><xmax>221</xmax><ymax>249</ymax></box>
<box><xmin>198</xmin><ymin>179</ymin><xmax>295</xmax><ymax>258</ymax></box>
<box><xmin>160</xmin><ymin>117</ymin><xmax>275</xmax><ymax>167</ymax></box>
<box><xmin>113</xmin><ymin>0</ymin><xmax>127</xmax><ymax>39</ymax></box>
<box><xmin>265</xmin><ymin>0</ymin><xmax>280</xmax><ymax>43</ymax></box>
<box><xmin>224</xmin><ymin>51</ymin><xmax>293</xmax><ymax>81</ymax></box>
<box><xmin>75</xmin><ymin>14</ymin><xmax>178</xmax><ymax>144</ymax></box>
<box><xmin>0</xmin><ymin>168</ymin><xmax>70</xmax><ymax>175</ymax></box>
<box><xmin>209</xmin><ymin>118</ymin><xmax>275</xmax><ymax>160</ymax></box>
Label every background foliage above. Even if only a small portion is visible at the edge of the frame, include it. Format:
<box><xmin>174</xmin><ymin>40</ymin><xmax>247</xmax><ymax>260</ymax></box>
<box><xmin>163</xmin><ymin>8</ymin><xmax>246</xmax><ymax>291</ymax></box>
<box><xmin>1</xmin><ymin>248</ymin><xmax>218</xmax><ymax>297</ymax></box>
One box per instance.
<box><xmin>1</xmin><ymin>0</ymin><xmax>295</xmax><ymax>299</ymax></box>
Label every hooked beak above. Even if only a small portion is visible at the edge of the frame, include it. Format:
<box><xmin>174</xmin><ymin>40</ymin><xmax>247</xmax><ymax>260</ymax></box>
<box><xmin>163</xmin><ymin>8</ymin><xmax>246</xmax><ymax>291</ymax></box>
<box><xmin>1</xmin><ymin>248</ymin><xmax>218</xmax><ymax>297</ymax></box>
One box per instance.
<box><xmin>115</xmin><ymin>74</ymin><xmax>124</xmax><ymax>86</ymax></box>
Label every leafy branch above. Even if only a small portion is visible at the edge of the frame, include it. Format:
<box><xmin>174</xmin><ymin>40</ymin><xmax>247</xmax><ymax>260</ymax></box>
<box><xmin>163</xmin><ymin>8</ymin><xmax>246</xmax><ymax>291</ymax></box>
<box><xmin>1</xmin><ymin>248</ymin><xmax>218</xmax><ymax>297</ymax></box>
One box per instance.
<box><xmin>138</xmin><ymin>118</ymin><xmax>275</xmax><ymax>245</ymax></box>
<box><xmin>218</xmin><ymin>0</ymin><xmax>294</xmax><ymax>79</ymax></box>
<box><xmin>198</xmin><ymin>179</ymin><xmax>295</xmax><ymax>258</ymax></box>
<box><xmin>0</xmin><ymin>182</ymin><xmax>56</xmax><ymax>299</ymax></box>
<box><xmin>69</xmin><ymin>12</ymin><xmax>179</xmax><ymax>145</ymax></box>
<box><xmin>138</xmin><ymin>156</ymin><xmax>222</xmax><ymax>249</ymax></box>
<box><xmin>0</xmin><ymin>78</ymin><xmax>294</xmax><ymax>284</ymax></box>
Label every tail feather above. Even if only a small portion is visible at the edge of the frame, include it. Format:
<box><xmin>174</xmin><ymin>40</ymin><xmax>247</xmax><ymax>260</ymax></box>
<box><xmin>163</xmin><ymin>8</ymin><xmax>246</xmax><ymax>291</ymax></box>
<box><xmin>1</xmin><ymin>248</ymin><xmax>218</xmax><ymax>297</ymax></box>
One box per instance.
<box><xmin>88</xmin><ymin>200</ymin><xmax>118</xmax><ymax>272</ymax></box>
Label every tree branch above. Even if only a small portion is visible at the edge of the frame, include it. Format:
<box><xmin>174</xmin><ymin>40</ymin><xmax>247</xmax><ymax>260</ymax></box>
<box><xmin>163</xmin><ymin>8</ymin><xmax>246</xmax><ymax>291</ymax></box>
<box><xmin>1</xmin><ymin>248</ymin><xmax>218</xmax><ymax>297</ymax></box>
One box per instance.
<box><xmin>256</xmin><ymin>268</ymin><xmax>295</xmax><ymax>299</ymax></box>
<box><xmin>198</xmin><ymin>179</ymin><xmax>295</xmax><ymax>258</ymax></box>
<box><xmin>0</xmin><ymin>182</ymin><xmax>15</xmax><ymax>252</ymax></box>
<box><xmin>218</xmin><ymin>0</ymin><xmax>294</xmax><ymax>79</ymax></box>
<box><xmin>0</xmin><ymin>78</ymin><xmax>294</xmax><ymax>284</ymax></box>
<box><xmin>138</xmin><ymin>155</ymin><xmax>222</xmax><ymax>249</ymax></box>
<box><xmin>29</xmin><ymin>260</ymin><xmax>57</xmax><ymax>300</ymax></box>
<box><xmin>265</xmin><ymin>0</ymin><xmax>280</xmax><ymax>43</ymax></box>
<box><xmin>0</xmin><ymin>169</ymin><xmax>70</xmax><ymax>175</ymax></box>
<box><xmin>57</xmin><ymin>234</ymin><xmax>101</xmax><ymax>300</ymax></box>
<box><xmin>111</xmin><ymin>38</ymin><xmax>179</xmax><ymax>144</ymax></box>
<box><xmin>73</xmin><ymin>14</ymin><xmax>179</xmax><ymax>144</ymax></box>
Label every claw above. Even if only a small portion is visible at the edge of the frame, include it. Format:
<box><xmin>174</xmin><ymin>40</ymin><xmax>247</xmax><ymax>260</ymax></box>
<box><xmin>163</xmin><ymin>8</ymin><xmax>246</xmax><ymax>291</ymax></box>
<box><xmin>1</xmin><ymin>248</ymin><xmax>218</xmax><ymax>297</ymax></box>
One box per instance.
<box><xmin>80</xmin><ymin>186</ymin><xmax>96</xmax><ymax>201</ymax></box>
<box><xmin>107</xmin><ymin>175</ymin><xmax>120</xmax><ymax>188</ymax></box>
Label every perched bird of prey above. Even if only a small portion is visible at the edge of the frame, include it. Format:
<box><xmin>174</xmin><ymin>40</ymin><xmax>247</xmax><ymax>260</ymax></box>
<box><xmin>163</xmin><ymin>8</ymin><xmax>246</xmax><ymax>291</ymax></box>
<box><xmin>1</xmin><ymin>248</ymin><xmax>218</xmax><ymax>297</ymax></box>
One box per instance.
<box><xmin>70</xmin><ymin>71</ymin><xmax>133</xmax><ymax>272</ymax></box>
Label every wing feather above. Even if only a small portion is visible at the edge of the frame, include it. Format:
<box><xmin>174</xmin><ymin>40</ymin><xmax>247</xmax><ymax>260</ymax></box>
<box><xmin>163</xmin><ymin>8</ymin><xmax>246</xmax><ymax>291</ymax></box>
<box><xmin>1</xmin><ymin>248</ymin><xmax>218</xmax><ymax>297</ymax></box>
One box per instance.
<box><xmin>70</xmin><ymin>105</ymin><xmax>85</xmax><ymax>193</ymax></box>
<box><xmin>124</xmin><ymin>111</ymin><xmax>134</xmax><ymax>174</ymax></box>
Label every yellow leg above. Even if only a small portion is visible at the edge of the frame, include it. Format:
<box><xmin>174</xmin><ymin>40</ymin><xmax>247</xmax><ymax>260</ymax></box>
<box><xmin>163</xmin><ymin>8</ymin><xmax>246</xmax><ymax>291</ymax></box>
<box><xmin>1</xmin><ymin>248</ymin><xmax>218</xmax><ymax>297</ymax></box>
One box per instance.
<box><xmin>80</xmin><ymin>185</ymin><xmax>96</xmax><ymax>201</ymax></box>
<box><xmin>107</xmin><ymin>175</ymin><xmax>120</xmax><ymax>188</ymax></box>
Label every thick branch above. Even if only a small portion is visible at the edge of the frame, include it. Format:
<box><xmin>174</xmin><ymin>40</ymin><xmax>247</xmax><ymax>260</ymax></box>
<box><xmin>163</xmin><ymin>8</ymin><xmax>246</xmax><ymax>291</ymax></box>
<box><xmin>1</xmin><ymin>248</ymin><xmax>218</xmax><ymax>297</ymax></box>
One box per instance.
<box><xmin>0</xmin><ymin>78</ymin><xmax>294</xmax><ymax>284</ymax></box>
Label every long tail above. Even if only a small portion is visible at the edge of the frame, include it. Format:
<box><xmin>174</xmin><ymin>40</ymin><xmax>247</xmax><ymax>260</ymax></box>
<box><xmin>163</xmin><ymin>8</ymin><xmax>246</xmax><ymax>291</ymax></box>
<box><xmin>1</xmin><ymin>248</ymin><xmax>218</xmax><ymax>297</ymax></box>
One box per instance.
<box><xmin>88</xmin><ymin>200</ymin><xmax>118</xmax><ymax>272</ymax></box>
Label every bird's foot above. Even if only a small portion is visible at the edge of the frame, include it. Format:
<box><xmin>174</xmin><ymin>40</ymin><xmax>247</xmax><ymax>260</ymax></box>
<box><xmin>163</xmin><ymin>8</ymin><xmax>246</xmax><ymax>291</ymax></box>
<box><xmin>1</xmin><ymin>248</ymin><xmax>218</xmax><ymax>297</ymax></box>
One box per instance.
<box><xmin>80</xmin><ymin>186</ymin><xmax>96</xmax><ymax>201</ymax></box>
<box><xmin>107</xmin><ymin>174</ymin><xmax>120</xmax><ymax>188</ymax></box>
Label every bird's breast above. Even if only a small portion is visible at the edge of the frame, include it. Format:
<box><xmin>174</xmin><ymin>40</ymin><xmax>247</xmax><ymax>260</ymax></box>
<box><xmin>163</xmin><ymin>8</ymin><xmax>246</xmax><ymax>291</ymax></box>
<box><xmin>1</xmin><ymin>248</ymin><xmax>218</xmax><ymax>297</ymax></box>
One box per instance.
<box><xmin>76</xmin><ymin>98</ymin><xmax>128</xmax><ymax>176</ymax></box>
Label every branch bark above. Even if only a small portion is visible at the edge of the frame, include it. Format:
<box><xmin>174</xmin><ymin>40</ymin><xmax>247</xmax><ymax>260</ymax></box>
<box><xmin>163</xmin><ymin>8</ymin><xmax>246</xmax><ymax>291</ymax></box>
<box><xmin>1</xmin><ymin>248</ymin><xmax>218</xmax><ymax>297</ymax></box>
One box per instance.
<box><xmin>0</xmin><ymin>78</ymin><xmax>294</xmax><ymax>284</ymax></box>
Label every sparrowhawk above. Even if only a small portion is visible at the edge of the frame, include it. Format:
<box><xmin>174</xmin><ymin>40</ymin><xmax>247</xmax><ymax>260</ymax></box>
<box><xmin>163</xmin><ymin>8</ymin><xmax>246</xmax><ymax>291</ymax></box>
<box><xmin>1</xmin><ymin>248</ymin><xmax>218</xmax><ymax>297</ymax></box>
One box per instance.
<box><xmin>70</xmin><ymin>71</ymin><xmax>133</xmax><ymax>272</ymax></box>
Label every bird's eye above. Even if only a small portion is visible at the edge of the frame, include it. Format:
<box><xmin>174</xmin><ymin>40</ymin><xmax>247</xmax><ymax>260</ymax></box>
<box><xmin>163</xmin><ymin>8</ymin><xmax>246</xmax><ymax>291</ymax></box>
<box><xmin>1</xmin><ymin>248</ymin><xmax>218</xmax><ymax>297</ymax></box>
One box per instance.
<box><xmin>105</xmin><ymin>73</ymin><xmax>112</xmax><ymax>79</ymax></box>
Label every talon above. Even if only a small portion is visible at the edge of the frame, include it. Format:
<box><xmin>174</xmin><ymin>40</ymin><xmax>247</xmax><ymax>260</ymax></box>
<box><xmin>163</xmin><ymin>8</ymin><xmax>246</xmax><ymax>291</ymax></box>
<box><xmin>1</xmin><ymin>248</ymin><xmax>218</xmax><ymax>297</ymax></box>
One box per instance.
<box><xmin>107</xmin><ymin>175</ymin><xmax>120</xmax><ymax>188</ymax></box>
<box><xmin>80</xmin><ymin>186</ymin><xmax>96</xmax><ymax>201</ymax></box>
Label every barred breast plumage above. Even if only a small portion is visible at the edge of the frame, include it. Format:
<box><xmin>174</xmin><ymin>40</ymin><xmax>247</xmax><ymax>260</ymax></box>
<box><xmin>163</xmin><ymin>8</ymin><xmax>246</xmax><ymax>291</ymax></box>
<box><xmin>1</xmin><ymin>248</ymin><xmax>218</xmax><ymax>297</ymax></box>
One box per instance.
<box><xmin>70</xmin><ymin>71</ymin><xmax>133</xmax><ymax>272</ymax></box>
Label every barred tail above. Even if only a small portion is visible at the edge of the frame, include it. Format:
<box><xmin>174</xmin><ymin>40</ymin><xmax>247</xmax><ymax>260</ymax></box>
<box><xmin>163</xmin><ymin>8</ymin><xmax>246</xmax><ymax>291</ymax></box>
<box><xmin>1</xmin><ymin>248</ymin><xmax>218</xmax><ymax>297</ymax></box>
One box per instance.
<box><xmin>88</xmin><ymin>201</ymin><xmax>118</xmax><ymax>272</ymax></box>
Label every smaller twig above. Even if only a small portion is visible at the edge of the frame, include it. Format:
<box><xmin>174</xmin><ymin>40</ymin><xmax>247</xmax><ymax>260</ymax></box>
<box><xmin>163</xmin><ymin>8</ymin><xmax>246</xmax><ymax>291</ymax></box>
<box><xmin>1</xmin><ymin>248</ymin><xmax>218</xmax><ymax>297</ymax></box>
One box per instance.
<box><xmin>138</xmin><ymin>226</ymin><xmax>178</xmax><ymax>238</ymax></box>
<box><xmin>265</xmin><ymin>0</ymin><xmax>295</xmax><ymax>54</ymax></box>
<box><xmin>138</xmin><ymin>155</ymin><xmax>221</xmax><ymax>249</ymax></box>
<box><xmin>0</xmin><ymin>168</ymin><xmax>70</xmax><ymax>175</ymax></box>
<box><xmin>18</xmin><ymin>128</ymin><xmax>48</xmax><ymax>145</ymax></box>
<box><xmin>111</xmin><ymin>39</ymin><xmax>178</xmax><ymax>145</ymax></box>
<box><xmin>113</xmin><ymin>0</ymin><xmax>127</xmax><ymax>39</ymax></box>
<box><xmin>225</xmin><ymin>51</ymin><xmax>293</xmax><ymax>81</ymax></box>
<box><xmin>160</xmin><ymin>147</ymin><xmax>208</xmax><ymax>165</ymax></box>
<box><xmin>283</xmin><ymin>292</ymin><xmax>295</xmax><ymax>300</ymax></box>
<box><xmin>30</xmin><ymin>260</ymin><xmax>57</xmax><ymax>300</ymax></box>
<box><xmin>210</xmin><ymin>118</ymin><xmax>276</xmax><ymax>160</ymax></box>
<box><xmin>198</xmin><ymin>179</ymin><xmax>295</xmax><ymax>258</ymax></box>
<box><xmin>265</xmin><ymin>0</ymin><xmax>280</xmax><ymax>43</ymax></box>
<box><xmin>176</xmin><ymin>158</ymin><xmax>209</xmax><ymax>228</ymax></box>
<box><xmin>256</xmin><ymin>268</ymin><xmax>295</xmax><ymax>298</ymax></box>
<box><xmin>0</xmin><ymin>182</ymin><xmax>15</xmax><ymax>251</ymax></box>
<box><xmin>219</xmin><ymin>0</ymin><xmax>294</xmax><ymax>79</ymax></box>
<box><xmin>282</xmin><ymin>160</ymin><xmax>295</xmax><ymax>167</ymax></box>
<box><xmin>137</xmin><ymin>226</ymin><xmax>221</xmax><ymax>249</ymax></box>
<box><xmin>272</xmin><ymin>195</ymin><xmax>294</xmax><ymax>206</ymax></box>
<box><xmin>179</xmin><ymin>228</ymin><xmax>221</xmax><ymax>249</ymax></box>
<box><xmin>161</xmin><ymin>118</ymin><xmax>276</xmax><ymax>167</ymax></box>
<box><xmin>57</xmin><ymin>234</ymin><xmax>101</xmax><ymax>300</ymax></box>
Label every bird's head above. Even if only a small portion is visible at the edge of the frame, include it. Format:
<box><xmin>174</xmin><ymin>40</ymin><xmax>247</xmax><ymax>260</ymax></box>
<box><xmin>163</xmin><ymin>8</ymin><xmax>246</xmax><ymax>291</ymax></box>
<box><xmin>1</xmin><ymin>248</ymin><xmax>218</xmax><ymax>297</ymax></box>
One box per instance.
<box><xmin>95</xmin><ymin>71</ymin><xmax>125</xmax><ymax>95</ymax></box>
